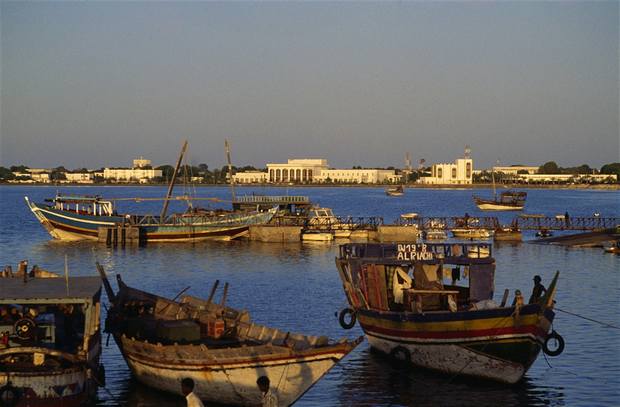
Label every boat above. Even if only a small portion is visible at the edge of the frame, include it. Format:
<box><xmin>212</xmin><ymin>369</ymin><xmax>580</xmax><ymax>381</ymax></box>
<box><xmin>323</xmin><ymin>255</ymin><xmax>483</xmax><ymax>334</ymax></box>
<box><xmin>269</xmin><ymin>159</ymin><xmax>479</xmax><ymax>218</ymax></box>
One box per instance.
<box><xmin>474</xmin><ymin>191</ymin><xmax>527</xmax><ymax>211</ymax></box>
<box><xmin>335</xmin><ymin>243</ymin><xmax>564</xmax><ymax>384</ymax></box>
<box><xmin>302</xmin><ymin>232</ymin><xmax>334</xmax><ymax>242</ymax></box>
<box><xmin>307</xmin><ymin>207</ymin><xmax>353</xmax><ymax>239</ymax></box>
<box><xmin>473</xmin><ymin>165</ymin><xmax>527</xmax><ymax>211</ymax></box>
<box><xmin>98</xmin><ymin>265</ymin><xmax>361</xmax><ymax>406</ymax></box>
<box><xmin>423</xmin><ymin>220</ymin><xmax>447</xmax><ymax>240</ymax></box>
<box><xmin>494</xmin><ymin>227</ymin><xmax>523</xmax><ymax>241</ymax></box>
<box><xmin>535</xmin><ymin>229</ymin><xmax>553</xmax><ymax>238</ymax></box>
<box><xmin>0</xmin><ymin>261</ymin><xmax>103</xmax><ymax>406</ymax></box>
<box><xmin>451</xmin><ymin>227</ymin><xmax>493</xmax><ymax>239</ymax></box>
<box><xmin>25</xmin><ymin>141</ymin><xmax>276</xmax><ymax>243</ymax></box>
<box><xmin>604</xmin><ymin>241</ymin><xmax>620</xmax><ymax>254</ymax></box>
<box><xmin>386</xmin><ymin>185</ymin><xmax>404</xmax><ymax>197</ymax></box>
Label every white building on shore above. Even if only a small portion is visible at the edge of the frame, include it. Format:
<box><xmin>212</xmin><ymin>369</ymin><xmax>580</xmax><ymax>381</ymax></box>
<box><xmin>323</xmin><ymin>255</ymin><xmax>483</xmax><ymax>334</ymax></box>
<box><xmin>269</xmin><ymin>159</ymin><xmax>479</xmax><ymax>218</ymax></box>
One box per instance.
<box><xmin>103</xmin><ymin>158</ymin><xmax>162</xmax><ymax>183</ymax></box>
<box><xmin>65</xmin><ymin>172</ymin><xmax>94</xmax><ymax>183</ymax></box>
<box><xmin>232</xmin><ymin>171</ymin><xmax>268</xmax><ymax>184</ymax></box>
<box><xmin>492</xmin><ymin>165</ymin><xmax>539</xmax><ymax>175</ymax></box>
<box><xmin>419</xmin><ymin>158</ymin><xmax>473</xmax><ymax>185</ymax></box>
<box><xmin>232</xmin><ymin>158</ymin><xmax>401</xmax><ymax>184</ymax></box>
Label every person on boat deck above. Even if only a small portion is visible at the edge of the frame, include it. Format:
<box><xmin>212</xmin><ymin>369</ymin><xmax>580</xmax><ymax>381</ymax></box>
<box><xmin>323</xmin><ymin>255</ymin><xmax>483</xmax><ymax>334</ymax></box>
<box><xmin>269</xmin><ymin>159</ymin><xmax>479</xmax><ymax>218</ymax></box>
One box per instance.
<box><xmin>257</xmin><ymin>376</ymin><xmax>279</xmax><ymax>407</ymax></box>
<box><xmin>181</xmin><ymin>378</ymin><xmax>204</xmax><ymax>407</ymax></box>
<box><xmin>529</xmin><ymin>275</ymin><xmax>547</xmax><ymax>304</ymax></box>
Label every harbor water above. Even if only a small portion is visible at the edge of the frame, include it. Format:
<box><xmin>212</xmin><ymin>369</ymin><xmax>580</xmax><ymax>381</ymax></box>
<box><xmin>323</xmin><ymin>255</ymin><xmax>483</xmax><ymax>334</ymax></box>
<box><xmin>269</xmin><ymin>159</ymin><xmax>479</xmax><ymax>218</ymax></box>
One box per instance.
<box><xmin>1</xmin><ymin>185</ymin><xmax>619</xmax><ymax>406</ymax></box>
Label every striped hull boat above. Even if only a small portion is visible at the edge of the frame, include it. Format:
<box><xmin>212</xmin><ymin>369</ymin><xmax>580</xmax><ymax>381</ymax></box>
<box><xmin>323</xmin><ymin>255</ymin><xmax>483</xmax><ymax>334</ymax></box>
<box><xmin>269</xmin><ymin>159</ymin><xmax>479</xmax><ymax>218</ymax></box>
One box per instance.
<box><xmin>356</xmin><ymin>305</ymin><xmax>553</xmax><ymax>384</ymax></box>
<box><xmin>25</xmin><ymin>197</ymin><xmax>275</xmax><ymax>242</ymax></box>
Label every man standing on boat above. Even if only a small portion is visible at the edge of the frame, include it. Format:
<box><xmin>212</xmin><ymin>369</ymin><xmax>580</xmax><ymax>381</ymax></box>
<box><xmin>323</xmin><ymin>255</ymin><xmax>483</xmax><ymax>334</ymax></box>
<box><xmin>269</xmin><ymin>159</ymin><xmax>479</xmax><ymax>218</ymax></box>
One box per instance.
<box><xmin>529</xmin><ymin>275</ymin><xmax>547</xmax><ymax>304</ymax></box>
<box><xmin>257</xmin><ymin>376</ymin><xmax>279</xmax><ymax>407</ymax></box>
<box><xmin>181</xmin><ymin>378</ymin><xmax>204</xmax><ymax>407</ymax></box>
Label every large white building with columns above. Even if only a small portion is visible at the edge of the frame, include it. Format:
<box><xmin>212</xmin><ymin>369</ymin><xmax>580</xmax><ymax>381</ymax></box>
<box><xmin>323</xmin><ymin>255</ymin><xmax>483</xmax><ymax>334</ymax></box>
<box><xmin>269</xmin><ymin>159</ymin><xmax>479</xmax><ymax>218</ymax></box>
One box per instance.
<box><xmin>235</xmin><ymin>158</ymin><xmax>400</xmax><ymax>184</ymax></box>
<box><xmin>419</xmin><ymin>157</ymin><xmax>473</xmax><ymax>185</ymax></box>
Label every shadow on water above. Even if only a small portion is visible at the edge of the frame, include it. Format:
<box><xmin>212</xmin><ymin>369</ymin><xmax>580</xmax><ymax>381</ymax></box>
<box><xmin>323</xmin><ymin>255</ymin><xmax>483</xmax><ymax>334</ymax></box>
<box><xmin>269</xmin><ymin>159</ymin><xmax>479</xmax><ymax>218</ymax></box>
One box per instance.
<box><xmin>337</xmin><ymin>347</ymin><xmax>566</xmax><ymax>407</ymax></box>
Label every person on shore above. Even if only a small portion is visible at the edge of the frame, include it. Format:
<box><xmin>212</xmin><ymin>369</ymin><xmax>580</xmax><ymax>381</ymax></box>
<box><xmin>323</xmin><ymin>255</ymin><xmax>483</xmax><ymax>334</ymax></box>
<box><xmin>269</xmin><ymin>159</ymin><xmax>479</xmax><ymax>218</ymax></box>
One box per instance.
<box><xmin>257</xmin><ymin>376</ymin><xmax>279</xmax><ymax>407</ymax></box>
<box><xmin>181</xmin><ymin>378</ymin><xmax>204</xmax><ymax>407</ymax></box>
<box><xmin>529</xmin><ymin>275</ymin><xmax>547</xmax><ymax>304</ymax></box>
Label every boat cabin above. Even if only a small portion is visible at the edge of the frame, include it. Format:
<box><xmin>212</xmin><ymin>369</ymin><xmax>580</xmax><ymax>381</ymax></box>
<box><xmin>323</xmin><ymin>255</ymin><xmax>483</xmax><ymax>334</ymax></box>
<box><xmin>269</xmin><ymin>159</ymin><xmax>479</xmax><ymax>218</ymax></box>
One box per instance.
<box><xmin>46</xmin><ymin>195</ymin><xmax>115</xmax><ymax>217</ymax></box>
<box><xmin>499</xmin><ymin>191</ymin><xmax>527</xmax><ymax>204</ymax></box>
<box><xmin>0</xmin><ymin>270</ymin><xmax>101</xmax><ymax>365</ymax></box>
<box><xmin>336</xmin><ymin>243</ymin><xmax>496</xmax><ymax>314</ymax></box>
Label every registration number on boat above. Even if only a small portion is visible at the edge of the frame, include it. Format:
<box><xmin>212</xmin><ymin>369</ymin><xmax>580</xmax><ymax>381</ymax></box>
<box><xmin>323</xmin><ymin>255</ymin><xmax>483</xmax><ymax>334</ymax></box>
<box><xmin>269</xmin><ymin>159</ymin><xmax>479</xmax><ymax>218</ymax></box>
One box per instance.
<box><xmin>396</xmin><ymin>244</ymin><xmax>434</xmax><ymax>261</ymax></box>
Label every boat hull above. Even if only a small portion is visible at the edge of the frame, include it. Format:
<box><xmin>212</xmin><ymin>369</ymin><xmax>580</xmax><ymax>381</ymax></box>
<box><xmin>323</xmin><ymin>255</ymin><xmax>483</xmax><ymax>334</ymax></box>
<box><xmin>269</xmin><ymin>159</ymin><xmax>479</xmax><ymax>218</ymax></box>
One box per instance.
<box><xmin>0</xmin><ymin>366</ymin><xmax>96</xmax><ymax>407</ymax></box>
<box><xmin>117</xmin><ymin>335</ymin><xmax>353</xmax><ymax>406</ymax></box>
<box><xmin>26</xmin><ymin>199</ymin><xmax>274</xmax><ymax>242</ymax></box>
<box><xmin>355</xmin><ymin>305</ymin><xmax>553</xmax><ymax>384</ymax></box>
<box><xmin>475</xmin><ymin>202</ymin><xmax>524</xmax><ymax>211</ymax></box>
<box><xmin>451</xmin><ymin>228</ymin><xmax>493</xmax><ymax>239</ymax></box>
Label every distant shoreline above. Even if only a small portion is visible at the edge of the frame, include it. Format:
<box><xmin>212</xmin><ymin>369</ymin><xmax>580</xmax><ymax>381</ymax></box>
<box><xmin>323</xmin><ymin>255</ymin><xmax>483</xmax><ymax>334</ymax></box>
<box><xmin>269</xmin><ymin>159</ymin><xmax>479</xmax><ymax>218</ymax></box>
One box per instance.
<box><xmin>1</xmin><ymin>182</ymin><xmax>618</xmax><ymax>190</ymax></box>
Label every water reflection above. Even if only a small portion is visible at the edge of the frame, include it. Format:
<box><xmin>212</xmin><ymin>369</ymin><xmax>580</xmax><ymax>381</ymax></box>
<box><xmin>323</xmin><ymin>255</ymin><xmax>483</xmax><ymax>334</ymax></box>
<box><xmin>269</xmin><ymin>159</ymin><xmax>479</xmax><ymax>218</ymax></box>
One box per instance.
<box><xmin>338</xmin><ymin>347</ymin><xmax>566</xmax><ymax>407</ymax></box>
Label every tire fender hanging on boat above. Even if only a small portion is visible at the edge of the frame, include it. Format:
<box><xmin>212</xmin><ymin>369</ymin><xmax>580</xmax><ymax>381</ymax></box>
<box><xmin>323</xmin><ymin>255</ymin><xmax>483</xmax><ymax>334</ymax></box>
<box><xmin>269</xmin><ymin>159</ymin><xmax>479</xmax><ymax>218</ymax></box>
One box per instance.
<box><xmin>338</xmin><ymin>308</ymin><xmax>356</xmax><ymax>329</ymax></box>
<box><xmin>543</xmin><ymin>330</ymin><xmax>565</xmax><ymax>357</ymax></box>
<box><xmin>0</xmin><ymin>383</ymin><xmax>20</xmax><ymax>407</ymax></box>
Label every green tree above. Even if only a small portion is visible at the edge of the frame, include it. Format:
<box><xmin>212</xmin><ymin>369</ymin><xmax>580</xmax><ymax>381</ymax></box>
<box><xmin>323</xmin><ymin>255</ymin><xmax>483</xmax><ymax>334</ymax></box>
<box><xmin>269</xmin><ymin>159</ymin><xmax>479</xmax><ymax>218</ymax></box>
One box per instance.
<box><xmin>0</xmin><ymin>167</ymin><xmax>15</xmax><ymax>180</ymax></box>
<box><xmin>156</xmin><ymin>165</ymin><xmax>175</xmax><ymax>179</ymax></box>
<box><xmin>10</xmin><ymin>165</ymin><xmax>29</xmax><ymax>172</ymax></box>
<box><xmin>539</xmin><ymin>161</ymin><xmax>560</xmax><ymax>174</ymax></box>
<box><xmin>600</xmin><ymin>162</ymin><xmax>620</xmax><ymax>182</ymax></box>
<box><xmin>50</xmin><ymin>166</ymin><xmax>67</xmax><ymax>181</ymax></box>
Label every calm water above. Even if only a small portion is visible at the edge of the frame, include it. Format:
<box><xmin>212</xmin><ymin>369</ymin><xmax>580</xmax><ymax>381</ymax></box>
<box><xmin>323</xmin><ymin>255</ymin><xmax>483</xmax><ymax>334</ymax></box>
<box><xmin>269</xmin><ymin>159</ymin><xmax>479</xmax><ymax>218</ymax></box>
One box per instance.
<box><xmin>1</xmin><ymin>185</ymin><xmax>619</xmax><ymax>406</ymax></box>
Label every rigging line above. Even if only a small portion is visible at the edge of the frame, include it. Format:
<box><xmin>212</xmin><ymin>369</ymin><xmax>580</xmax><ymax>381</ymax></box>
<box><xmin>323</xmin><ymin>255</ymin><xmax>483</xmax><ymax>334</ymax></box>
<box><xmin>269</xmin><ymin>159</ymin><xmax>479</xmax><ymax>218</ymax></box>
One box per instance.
<box><xmin>555</xmin><ymin>308</ymin><xmax>620</xmax><ymax>330</ymax></box>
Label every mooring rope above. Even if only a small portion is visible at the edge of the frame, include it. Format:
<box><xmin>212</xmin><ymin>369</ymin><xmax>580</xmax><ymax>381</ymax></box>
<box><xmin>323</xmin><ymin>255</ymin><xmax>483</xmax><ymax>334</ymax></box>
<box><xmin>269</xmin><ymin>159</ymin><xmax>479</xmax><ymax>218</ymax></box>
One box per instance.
<box><xmin>555</xmin><ymin>307</ymin><xmax>620</xmax><ymax>330</ymax></box>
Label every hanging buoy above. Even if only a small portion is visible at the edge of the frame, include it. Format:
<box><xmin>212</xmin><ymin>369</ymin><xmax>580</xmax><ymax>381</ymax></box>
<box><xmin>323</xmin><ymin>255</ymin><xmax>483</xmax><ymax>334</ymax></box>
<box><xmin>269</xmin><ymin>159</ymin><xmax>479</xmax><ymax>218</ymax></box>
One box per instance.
<box><xmin>543</xmin><ymin>330</ymin><xmax>565</xmax><ymax>356</ymax></box>
<box><xmin>338</xmin><ymin>308</ymin><xmax>356</xmax><ymax>329</ymax></box>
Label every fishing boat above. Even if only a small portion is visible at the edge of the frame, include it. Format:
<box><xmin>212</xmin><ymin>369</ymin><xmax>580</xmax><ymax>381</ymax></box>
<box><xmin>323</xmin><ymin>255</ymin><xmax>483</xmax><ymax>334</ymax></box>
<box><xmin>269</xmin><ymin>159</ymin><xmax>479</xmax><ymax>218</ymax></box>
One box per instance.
<box><xmin>335</xmin><ymin>243</ymin><xmax>564</xmax><ymax>384</ymax></box>
<box><xmin>385</xmin><ymin>185</ymin><xmax>404</xmax><ymax>197</ymax></box>
<box><xmin>25</xmin><ymin>141</ymin><xmax>276</xmax><ymax>243</ymax></box>
<box><xmin>423</xmin><ymin>220</ymin><xmax>447</xmax><ymax>240</ymax></box>
<box><xmin>0</xmin><ymin>261</ymin><xmax>103</xmax><ymax>406</ymax></box>
<box><xmin>474</xmin><ymin>191</ymin><xmax>527</xmax><ymax>211</ymax></box>
<box><xmin>473</xmin><ymin>165</ymin><xmax>527</xmax><ymax>211</ymax></box>
<box><xmin>98</xmin><ymin>265</ymin><xmax>361</xmax><ymax>406</ymax></box>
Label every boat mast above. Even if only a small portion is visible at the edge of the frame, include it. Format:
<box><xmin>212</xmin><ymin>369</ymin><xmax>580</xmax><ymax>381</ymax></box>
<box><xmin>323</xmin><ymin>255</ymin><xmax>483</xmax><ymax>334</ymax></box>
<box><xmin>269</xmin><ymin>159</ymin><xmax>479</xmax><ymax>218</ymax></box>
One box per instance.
<box><xmin>492</xmin><ymin>159</ymin><xmax>499</xmax><ymax>199</ymax></box>
<box><xmin>160</xmin><ymin>140</ymin><xmax>188</xmax><ymax>222</ymax></box>
<box><xmin>225</xmin><ymin>139</ymin><xmax>236</xmax><ymax>202</ymax></box>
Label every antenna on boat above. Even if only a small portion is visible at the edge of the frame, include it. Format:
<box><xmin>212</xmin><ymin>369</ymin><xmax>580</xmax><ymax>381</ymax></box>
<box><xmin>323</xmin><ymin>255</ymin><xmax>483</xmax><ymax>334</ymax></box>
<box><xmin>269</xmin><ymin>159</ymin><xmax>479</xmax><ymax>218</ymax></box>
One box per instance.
<box><xmin>160</xmin><ymin>140</ymin><xmax>189</xmax><ymax>222</ymax></box>
<box><xmin>225</xmin><ymin>139</ymin><xmax>236</xmax><ymax>202</ymax></box>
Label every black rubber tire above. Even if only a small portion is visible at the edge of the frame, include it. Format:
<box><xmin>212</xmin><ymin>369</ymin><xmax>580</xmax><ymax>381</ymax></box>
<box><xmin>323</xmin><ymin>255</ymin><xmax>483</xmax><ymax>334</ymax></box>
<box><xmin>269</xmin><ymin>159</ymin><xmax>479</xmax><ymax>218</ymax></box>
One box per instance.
<box><xmin>389</xmin><ymin>345</ymin><xmax>411</xmax><ymax>366</ymax></box>
<box><xmin>0</xmin><ymin>384</ymin><xmax>20</xmax><ymax>407</ymax></box>
<box><xmin>338</xmin><ymin>308</ymin><xmax>356</xmax><ymax>330</ymax></box>
<box><xmin>543</xmin><ymin>330</ymin><xmax>565</xmax><ymax>357</ymax></box>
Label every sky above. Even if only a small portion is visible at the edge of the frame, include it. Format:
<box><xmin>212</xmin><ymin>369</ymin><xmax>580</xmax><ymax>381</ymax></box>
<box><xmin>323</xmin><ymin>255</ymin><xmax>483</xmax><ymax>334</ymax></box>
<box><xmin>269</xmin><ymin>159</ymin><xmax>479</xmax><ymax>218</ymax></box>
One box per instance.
<box><xmin>1</xmin><ymin>1</ymin><xmax>618</xmax><ymax>170</ymax></box>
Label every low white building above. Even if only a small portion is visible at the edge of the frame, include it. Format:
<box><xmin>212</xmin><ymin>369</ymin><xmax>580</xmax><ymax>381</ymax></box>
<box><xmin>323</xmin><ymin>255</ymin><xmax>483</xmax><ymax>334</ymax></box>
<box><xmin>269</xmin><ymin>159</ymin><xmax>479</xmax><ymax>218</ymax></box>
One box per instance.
<box><xmin>493</xmin><ymin>166</ymin><xmax>539</xmax><ymax>175</ymax></box>
<box><xmin>514</xmin><ymin>173</ymin><xmax>617</xmax><ymax>184</ymax></box>
<box><xmin>233</xmin><ymin>171</ymin><xmax>268</xmax><ymax>184</ymax></box>
<box><xmin>104</xmin><ymin>157</ymin><xmax>162</xmax><ymax>183</ymax></box>
<box><xmin>65</xmin><ymin>172</ymin><xmax>94</xmax><ymax>183</ymax></box>
<box><xmin>419</xmin><ymin>158</ymin><xmax>473</xmax><ymax>185</ymax></box>
<box><xmin>313</xmin><ymin>169</ymin><xmax>400</xmax><ymax>184</ymax></box>
<box><xmin>11</xmin><ymin>170</ymin><xmax>51</xmax><ymax>183</ymax></box>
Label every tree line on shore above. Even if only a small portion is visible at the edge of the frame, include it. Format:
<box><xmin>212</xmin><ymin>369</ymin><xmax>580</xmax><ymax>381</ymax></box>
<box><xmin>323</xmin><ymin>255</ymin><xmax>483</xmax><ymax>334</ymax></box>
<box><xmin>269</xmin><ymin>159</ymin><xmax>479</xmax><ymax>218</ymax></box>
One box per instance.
<box><xmin>1</xmin><ymin>161</ymin><xmax>619</xmax><ymax>184</ymax></box>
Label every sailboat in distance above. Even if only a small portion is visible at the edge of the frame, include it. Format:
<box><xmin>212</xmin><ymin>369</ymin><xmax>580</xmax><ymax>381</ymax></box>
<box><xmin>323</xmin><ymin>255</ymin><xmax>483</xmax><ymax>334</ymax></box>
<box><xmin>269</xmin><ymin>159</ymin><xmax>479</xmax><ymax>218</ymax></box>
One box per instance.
<box><xmin>474</xmin><ymin>161</ymin><xmax>526</xmax><ymax>211</ymax></box>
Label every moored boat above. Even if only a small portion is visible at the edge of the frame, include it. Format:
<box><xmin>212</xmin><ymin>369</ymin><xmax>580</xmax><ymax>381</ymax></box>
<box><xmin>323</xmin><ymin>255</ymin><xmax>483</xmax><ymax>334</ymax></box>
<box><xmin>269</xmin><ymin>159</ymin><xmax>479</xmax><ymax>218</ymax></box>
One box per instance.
<box><xmin>474</xmin><ymin>191</ymin><xmax>527</xmax><ymax>211</ymax></box>
<box><xmin>335</xmin><ymin>243</ymin><xmax>563</xmax><ymax>384</ymax></box>
<box><xmin>0</xmin><ymin>261</ymin><xmax>103</xmax><ymax>406</ymax></box>
<box><xmin>451</xmin><ymin>227</ymin><xmax>494</xmax><ymax>239</ymax></box>
<box><xmin>386</xmin><ymin>185</ymin><xmax>405</xmax><ymax>197</ymax></box>
<box><xmin>98</xmin><ymin>265</ymin><xmax>361</xmax><ymax>406</ymax></box>
<box><xmin>25</xmin><ymin>195</ymin><xmax>276</xmax><ymax>243</ymax></box>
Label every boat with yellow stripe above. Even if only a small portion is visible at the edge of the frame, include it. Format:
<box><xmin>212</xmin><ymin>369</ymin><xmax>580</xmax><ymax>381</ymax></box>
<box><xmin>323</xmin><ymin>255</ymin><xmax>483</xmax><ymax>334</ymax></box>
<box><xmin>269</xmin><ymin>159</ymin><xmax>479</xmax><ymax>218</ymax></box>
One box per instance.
<box><xmin>335</xmin><ymin>242</ymin><xmax>563</xmax><ymax>384</ymax></box>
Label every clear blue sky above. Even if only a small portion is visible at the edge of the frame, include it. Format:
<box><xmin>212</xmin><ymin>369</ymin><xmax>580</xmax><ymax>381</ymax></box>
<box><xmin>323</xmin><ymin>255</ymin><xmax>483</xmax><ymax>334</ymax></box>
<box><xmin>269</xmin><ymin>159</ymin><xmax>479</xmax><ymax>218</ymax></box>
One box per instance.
<box><xmin>1</xmin><ymin>1</ymin><xmax>618</xmax><ymax>169</ymax></box>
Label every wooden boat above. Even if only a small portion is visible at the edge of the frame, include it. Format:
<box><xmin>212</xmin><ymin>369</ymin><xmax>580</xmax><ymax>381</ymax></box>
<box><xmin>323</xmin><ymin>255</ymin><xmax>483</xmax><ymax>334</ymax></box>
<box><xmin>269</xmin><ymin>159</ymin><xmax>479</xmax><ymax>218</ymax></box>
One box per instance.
<box><xmin>494</xmin><ymin>227</ymin><xmax>523</xmax><ymax>241</ymax></box>
<box><xmin>335</xmin><ymin>243</ymin><xmax>563</xmax><ymax>384</ymax></box>
<box><xmin>474</xmin><ymin>191</ymin><xmax>527</xmax><ymax>211</ymax></box>
<box><xmin>307</xmin><ymin>207</ymin><xmax>353</xmax><ymax>239</ymax></box>
<box><xmin>25</xmin><ymin>195</ymin><xmax>276</xmax><ymax>242</ymax></box>
<box><xmin>386</xmin><ymin>185</ymin><xmax>404</xmax><ymax>197</ymax></box>
<box><xmin>98</xmin><ymin>266</ymin><xmax>361</xmax><ymax>406</ymax></box>
<box><xmin>0</xmin><ymin>261</ymin><xmax>102</xmax><ymax>406</ymax></box>
<box><xmin>473</xmin><ymin>166</ymin><xmax>526</xmax><ymax>211</ymax></box>
<box><xmin>25</xmin><ymin>142</ymin><xmax>276</xmax><ymax>243</ymax></box>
